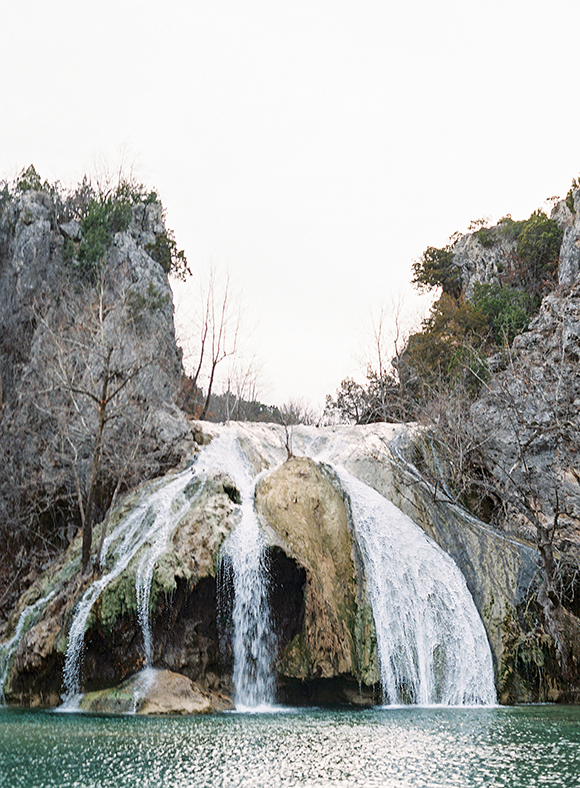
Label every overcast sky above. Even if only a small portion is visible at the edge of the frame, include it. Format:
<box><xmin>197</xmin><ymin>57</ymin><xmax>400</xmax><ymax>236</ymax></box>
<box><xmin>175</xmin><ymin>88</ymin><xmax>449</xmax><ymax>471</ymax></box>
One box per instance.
<box><xmin>2</xmin><ymin>1</ymin><xmax>580</xmax><ymax>409</ymax></box>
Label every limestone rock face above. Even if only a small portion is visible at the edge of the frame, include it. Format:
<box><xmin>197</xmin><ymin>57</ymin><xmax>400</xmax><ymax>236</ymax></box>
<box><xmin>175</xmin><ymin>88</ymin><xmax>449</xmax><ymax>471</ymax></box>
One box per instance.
<box><xmin>432</xmin><ymin>198</ymin><xmax>580</xmax><ymax>673</ymax></box>
<box><xmin>554</xmin><ymin>192</ymin><xmax>580</xmax><ymax>286</ymax></box>
<box><xmin>255</xmin><ymin>456</ymin><xmax>379</xmax><ymax>698</ymax></box>
<box><xmin>448</xmin><ymin>190</ymin><xmax>580</xmax><ymax>297</ymax></box>
<box><xmin>470</xmin><ymin>283</ymin><xmax>580</xmax><ymax>548</ymax></box>
<box><xmin>0</xmin><ymin>188</ymin><xmax>193</xmax><ymax>620</ymax></box>
<box><xmin>79</xmin><ymin>669</ymin><xmax>234</xmax><ymax>715</ymax></box>
<box><xmin>451</xmin><ymin>231</ymin><xmax>515</xmax><ymax>299</ymax></box>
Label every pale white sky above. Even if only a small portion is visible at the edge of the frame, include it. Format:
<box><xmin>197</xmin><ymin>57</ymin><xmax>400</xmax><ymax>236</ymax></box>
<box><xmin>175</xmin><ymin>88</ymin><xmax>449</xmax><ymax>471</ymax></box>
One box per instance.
<box><xmin>2</xmin><ymin>1</ymin><xmax>580</xmax><ymax>409</ymax></box>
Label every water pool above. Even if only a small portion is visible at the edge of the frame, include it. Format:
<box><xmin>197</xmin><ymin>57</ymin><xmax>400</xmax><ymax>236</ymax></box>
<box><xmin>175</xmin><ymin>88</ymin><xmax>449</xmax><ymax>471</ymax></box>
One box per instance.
<box><xmin>1</xmin><ymin>705</ymin><xmax>579</xmax><ymax>787</ymax></box>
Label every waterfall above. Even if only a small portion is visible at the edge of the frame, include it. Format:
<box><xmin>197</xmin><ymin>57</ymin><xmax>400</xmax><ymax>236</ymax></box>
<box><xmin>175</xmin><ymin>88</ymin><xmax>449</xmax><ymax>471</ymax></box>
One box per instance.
<box><xmin>2</xmin><ymin>422</ymin><xmax>497</xmax><ymax>710</ymax></box>
<box><xmin>222</xmin><ymin>502</ymin><xmax>275</xmax><ymax>709</ymax></box>
<box><xmin>59</xmin><ymin>425</ymin><xmax>277</xmax><ymax>709</ymax></box>
<box><xmin>335</xmin><ymin>467</ymin><xmax>496</xmax><ymax>705</ymax></box>
<box><xmin>61</xmin><ymin>470</ymin><xmax>196</xmax><ymax>704</ymax></box>
<box><xmin>0</xmin><ymin>591</ymin><xmax>56</xmax><ymax>702</ymax></box>
<box><xmin>202</xmin><ymin>429</ymin><xmax>276</xmax><ymax>709</ymax></box>
<box><xmin>61</xmin><ymin>423</ymin><xmax>494</xmax><ymax>708</ymax></box>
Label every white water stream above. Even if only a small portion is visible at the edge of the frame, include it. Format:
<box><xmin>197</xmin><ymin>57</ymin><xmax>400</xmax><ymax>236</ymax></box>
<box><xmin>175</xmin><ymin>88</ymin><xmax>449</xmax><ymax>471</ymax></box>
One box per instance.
<box><xmin>193</xmin><ymin>429</ymin><xmax>277</xmax><ymax>709</ymax></box>
<box><xmin>336</xmin><ymin>468</ymin><xmax>496</xmax><ymax>704</ymax></box>
<box><xmin>61</xmin><ymin>470</ymin><xmax>197</xmax><ymax>705</ymax></box>
<box><xmin>0</xmin><ymin>591</ymin><xmax>56</xmax><ymax>702</ymax></box>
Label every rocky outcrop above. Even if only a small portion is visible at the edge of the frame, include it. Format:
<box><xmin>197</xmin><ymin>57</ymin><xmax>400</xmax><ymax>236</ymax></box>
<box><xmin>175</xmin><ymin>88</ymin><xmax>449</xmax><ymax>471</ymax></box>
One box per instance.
<box><xmin>256</xmin><ymin>456</ymin><xmax>379</xmax><ymax>704</ymax></box>
<box><xmin>451</xmin><ymin>230</ymin><xmax>516</xmax><ymax>300</ymax></box>
<box><xmin>553</xmin><ymin>192</ymin><xmax>580</xmax><ymax>286</ymax></box>
<box><xmin>0</xmin><ymin>185</ymin><xmax>193</xmax><ymax>617</ymax></box>
<box><xmin>442</xmin><ymin>193</ymin><xmax>580</xmax><ymax>582</ymax></box>
<box><xmin>0</xmin><ymin>189</ymin><xmax>183</xmax><ymax>408</ymax></box>
<box><xmin>419</xmin><ymin>194</ymin><xmax>580</xmax><ymax>699</ymax></box>
<box><xmin>79</xmin><ymin>669</ymin><xmax>233</xmax><ymax>715</ymax></box>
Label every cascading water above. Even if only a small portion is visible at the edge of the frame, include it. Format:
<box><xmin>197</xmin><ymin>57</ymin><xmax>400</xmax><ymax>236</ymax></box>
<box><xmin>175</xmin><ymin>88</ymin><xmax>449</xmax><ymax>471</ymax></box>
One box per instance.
<box><xmin>61</xmin><ymin>470</ymin><xmax>197</xmax><ymax>705</ymax></box>
<box><xmin>0</xmin><ymin>591</ymin><xmax>56</xmax><ymax>702</ymax></box>
<box><xmin>334</xmin><ymin>467</ymin><xmax>496</xmax><ymax>705</ymax></box>
<box><xmin>1</xmin><ymin>421</ymin><xmax>497</xmax><ymax>710</ymax></box>
<box><xmin>59</xmin><ymin>425</ymin><xmax>277</xmax><ymax>709</ymax></box>
<box><xmin>209</xmin><ymin>424</ymin><xmax>495</xmax><ymax>707</ymax></box>
<box><xmin>199</xmin><ymin>429</ymin><xmax>276</xmax><ymax>709</ymax></box>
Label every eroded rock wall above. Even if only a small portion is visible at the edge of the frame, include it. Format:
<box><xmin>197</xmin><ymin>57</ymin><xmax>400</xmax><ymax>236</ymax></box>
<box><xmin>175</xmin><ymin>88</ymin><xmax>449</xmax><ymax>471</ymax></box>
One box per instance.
<box><xmin>1</xmin><ymin>471</ymin><xmax>240</xmax><ymax>706</ymax></box>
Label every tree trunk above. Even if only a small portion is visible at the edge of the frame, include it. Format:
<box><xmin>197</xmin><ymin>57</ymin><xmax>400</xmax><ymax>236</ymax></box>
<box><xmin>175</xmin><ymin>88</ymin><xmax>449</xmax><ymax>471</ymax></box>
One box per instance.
<box><xmin>81</xmin><ymin>350</ymin><xmax>111</xmax><ymax>572</ymax></box>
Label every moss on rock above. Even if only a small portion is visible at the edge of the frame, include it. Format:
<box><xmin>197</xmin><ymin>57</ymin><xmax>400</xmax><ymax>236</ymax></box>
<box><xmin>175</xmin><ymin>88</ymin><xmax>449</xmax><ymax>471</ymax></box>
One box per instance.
<box><xmin>256</xmin><ymin>456</ymin><xmax>379</xmax><ymax>687</ymax></box>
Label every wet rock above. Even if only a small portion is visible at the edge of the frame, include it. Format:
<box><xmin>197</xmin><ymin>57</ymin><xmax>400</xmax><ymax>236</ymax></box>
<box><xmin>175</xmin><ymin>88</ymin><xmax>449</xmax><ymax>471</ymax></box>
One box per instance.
<box><xmin>255</xmin><ymin>456</ymin><xmax>379</xmax><ymax>693</ymax></box>
<box><xmin>79</xmin><ymin>668</ymin><xmax>234</xmax><ymax>715</ymax></box>
<box><xmin>1</xmin><ymin>471</ymin><xmax>240</xmax><ymax>706</ymax></box>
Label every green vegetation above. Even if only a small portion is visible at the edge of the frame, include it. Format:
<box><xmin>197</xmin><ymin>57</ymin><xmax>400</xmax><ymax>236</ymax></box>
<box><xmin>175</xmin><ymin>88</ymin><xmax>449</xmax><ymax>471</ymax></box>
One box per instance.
<box><xmin>476</xmin><ymin>227</ymin><xmax>495</xmax><ymax>248</ymax></box>
<box><xmin>497</xmin><ymin>215</ymin><xmax>526</xmax><ymax>241</ymax></box>
<box><xmin>566</xmin><ymin>176</ymin><xmax>579</xmax><ymax>213</ymax></box>
<box><xmin>328</xmin><ymin>196</ymin><xmax>566</xmax><ymax>425</ymax></box>
<box><xmin>68</xmin><ymin>182</ymin><xmax>190</xmax><ymax>283</ymax></box>
<box><xmin>145</xmin><ymin>229</ymin><xmax>190</xmax><ymax>280</ymax></box>
<box><xmin>404</xmin><ymin>282</ymin><xmax>538</xmax><ymax>400</ymax></box>
<box><xmin>74</xmin><ymin>193</ymin><xmax>133</xmax><ymax>281</ymax></box>
<box><xmin>411</xmin><ymin>245</ymin><xmax>462</xmax><ymax>297</ymax></box>
<box><xmin>126</xmin><ymin>282</ymin><xmax>170</xmax><ymax>323</ymax></box>
<box><xmin>404</xmin><ymin>294</ymin><xmax>490</xmax><ymax>397</ymax></box>
<box><xmin>1</xmin><ymin>165</ymin><xmax>190</xmax><ymax>284</ymax></box>
<box><xmin>472</xmin><ymin>282</ymin><xmax>535</xmax><ymax>345</ymax></box>
<box><xmin>15</xmin><ymin>165</ymin><xmax>43</xmax><ymax>192</ymax></box>
<box><xmin>516</xmin><ymin>210</ymin><xmax>563</xmax><ymax>276</ymax></box>
<box><xmin>405</xmin><ymin>205</ymin><xmax>561</xmax><ymax>402</ymax></box>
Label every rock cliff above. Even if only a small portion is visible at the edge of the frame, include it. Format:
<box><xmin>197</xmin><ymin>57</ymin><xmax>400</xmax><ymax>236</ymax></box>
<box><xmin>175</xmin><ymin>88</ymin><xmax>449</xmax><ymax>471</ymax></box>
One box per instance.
<box><xmin>0</xmin><ymin>179</ymin><xmax>192</xmax><ymax>614</ymax></box>
<box><xmin>412</xmin><ymin>192</ymin><xmax>580</xmax><ymax>700</ymax></box>
<box><xmin>440</xmin><ymin>194</ymin><xmax>580</xmax><ymax>578</ymax></box>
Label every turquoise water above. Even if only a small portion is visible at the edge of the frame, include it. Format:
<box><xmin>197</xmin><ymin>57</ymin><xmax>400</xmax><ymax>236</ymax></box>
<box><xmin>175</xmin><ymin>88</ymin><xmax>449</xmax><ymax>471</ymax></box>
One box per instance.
<box><xmin>1</xmin><ymin>705</ymin><xmax>579</xmax><ymax>787</ymax></box>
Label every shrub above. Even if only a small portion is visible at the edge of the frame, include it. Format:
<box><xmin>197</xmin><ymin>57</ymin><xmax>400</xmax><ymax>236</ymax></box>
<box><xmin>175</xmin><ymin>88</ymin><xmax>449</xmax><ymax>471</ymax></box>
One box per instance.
<box><xmin>126</xmin><ymin>283</ymin><xmax>170</xmax><ymax>323</ymax></box>
<box><xmin>471</xmin><ymin>283</ymin><xmax>535</xmax><ymax>345</ymax></box>
<box><xmin>476</xmin><ymin>227</ymin><xmax>495</xmax><ymax>248</ymax></box>
<box><xmin>516</xmin><ymin>210</ymin><xmax>563</xmax><ymax>275</ymax></box>
<box><xmin>72</xmin><ymin>196</ymin><xmax>132</xmax><ymax>281</ymax></box>
<box><xmin>145</xmin><ymin>230</ymin><xmax>190</xmax><ymax>280</ymax></box>
<box><xmin>15</xmin><ymin>165</ymin><xmax>42</xmax><ymax>192</ymax></box>
<box><xmin>404</xmin><ymin>294</ymin><xmax>490</xmax><ymax>394</ymax></box>
<box><xmin>497</xmin><ymin>215</ymin><xmax>526</xmax><ymax>242</ymax></box>
<box><xmin>412</xmin><ymin>245</ymin><xmax>462</xmax><ymax>297</ymax></box>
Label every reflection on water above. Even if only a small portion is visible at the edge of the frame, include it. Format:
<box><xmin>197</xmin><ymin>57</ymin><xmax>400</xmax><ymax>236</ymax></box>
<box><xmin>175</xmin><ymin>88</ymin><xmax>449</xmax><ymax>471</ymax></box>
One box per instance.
<box><xmin>1</xmin><ymin>705</ymin><xmax>579</xmax><ymax>788</ymax></box>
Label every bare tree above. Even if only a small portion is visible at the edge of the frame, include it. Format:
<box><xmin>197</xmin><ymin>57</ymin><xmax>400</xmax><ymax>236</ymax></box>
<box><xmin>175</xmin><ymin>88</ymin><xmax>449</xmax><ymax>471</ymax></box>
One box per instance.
<box><xmin>278</xmin><ymin>398</ymin><xmax>318</xmax><ymax>427</ymax></box>
<box><xmin>222</xmin><ymin>356</ymin><xmax>263</xmax><ymax>421</ymax></box>
<box><xmin>199</xmin><ymin>271</ymin><xmax>241</xmax><ymax>420</ymax></box>
<box><xmin>28</xmin><ymin>274</ymin><xmax>171</xmax><ymax>573</ymax></box>
<box><xmin>325</xmin><ymin>299</ymin><xmax>418</xmax><ymax>425</ymax></box>
<box><xmin>420</xmin><ymin>343</ymin><xmax>580</xmax><ymax>680</ymax></box>
<box><xmin>175</xmin><ymin>267</ymin><xmax>243</xmax><ymax>420</ymax></box>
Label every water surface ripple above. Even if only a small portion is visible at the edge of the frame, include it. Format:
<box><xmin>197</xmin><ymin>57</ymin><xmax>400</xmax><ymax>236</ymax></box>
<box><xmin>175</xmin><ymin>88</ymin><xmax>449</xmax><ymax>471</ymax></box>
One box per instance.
<box><xmin>1</xmin><ymin>705</ymin><xmax>579</xmax><ymax>788</ymax></box>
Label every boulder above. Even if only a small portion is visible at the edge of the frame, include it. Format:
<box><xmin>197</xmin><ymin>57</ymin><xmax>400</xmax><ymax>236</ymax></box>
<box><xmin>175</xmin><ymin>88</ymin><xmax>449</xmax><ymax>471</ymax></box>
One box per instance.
<box><xmin>255</xmin><ymin>456</ymin><xmax>379</xmax><ymax>701</ymax></box>
<box><xmin>79</xmin><ymin>669</ymin><xmax>234</xmax><ymax>715</ymax></box>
